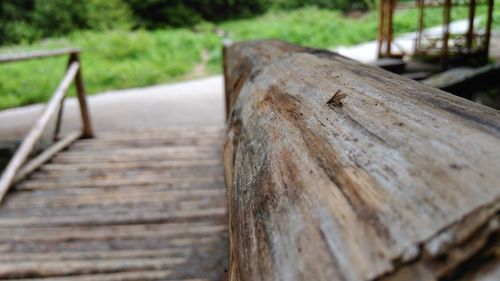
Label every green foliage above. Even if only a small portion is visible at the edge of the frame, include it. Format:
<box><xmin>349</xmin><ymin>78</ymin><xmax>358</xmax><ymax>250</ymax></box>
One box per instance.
<box><xmin>494</xmin><ymin>11</ymin><xmax>500</xmax><ymax>29</ymax></box>
<box><xmin>0</xmin><ymin>0</ymin><xmax>134</xmax><ymax>45</ymax></box>
<box><xmin>0</xmin><ymin>0</ymin><xmax>373</xmax><ymax>45</ymax></box>
<box><xmin>362</xmin><ymin>0</ymin><xmax>378</xmax><ymax>10</ymax></box>
<box><xmin>32</xmin><ymin>0</ymin><xmax>87</xmax><ymax>37</ymax></box>
<box><xmin>220</xmin><ymin>7</ymin><xmax>377</xmax><ymax>48</ymax></box>
<box><xmin>270</xmin><ymin>0</ymin><xmax>367</xmax><ymax>11</ymax></box>
<box><xmin>1</xmin><ymin>5</ymin><xmax>499</xmax><ymax>110</ymax></box>
<box><xmin>83</xmin><ymin>0</ymin><xmax>135</xmax><ymax>31</ymax></box>
<box><xmin>0</xmin><ymin>28</ymin><xmax>220</xmax><ymax>110</ymax></box>
<box><xmin>1</xmin><ymin>21</ymin><xmax>40</xmax><ymax>44</ymax></box>
<box><xmin>126</xmin><ymin>0</ymin><xmax>271</xmax><ymax>28</ymax></box>
<box><xmin>32</xmin><ymin>0</ymin><xmax>134</xmax><ymax>35</ymax></box>
<box><xmin>0</xmin><ymin>0</ymin><xmax>36</xmax><ymax>44</ymax></box>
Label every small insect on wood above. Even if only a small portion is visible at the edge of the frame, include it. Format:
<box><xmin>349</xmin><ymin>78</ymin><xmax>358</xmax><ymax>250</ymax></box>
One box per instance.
<box><xmin>327</xmin><ymin>90</ymin><xmax>347</xmax><ymax>107</ymax></box>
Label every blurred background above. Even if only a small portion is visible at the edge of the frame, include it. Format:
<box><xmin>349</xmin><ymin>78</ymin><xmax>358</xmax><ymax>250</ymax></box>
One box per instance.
<box><xmin>0</xmin><ymin>0</ymin><xmax>497</xmax><ymax>111</ymax></box>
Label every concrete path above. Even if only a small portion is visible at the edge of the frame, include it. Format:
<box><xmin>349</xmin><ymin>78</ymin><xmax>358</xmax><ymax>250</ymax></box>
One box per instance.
<box><xmin>0</xmin><ymin>76</ymin><xmax>225</xmax><ymax>141</ymax></box>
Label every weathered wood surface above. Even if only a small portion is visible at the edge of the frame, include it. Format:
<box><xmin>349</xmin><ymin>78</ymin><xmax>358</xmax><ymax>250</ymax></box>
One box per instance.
<box><xmin>0</xmin><ymin>128</ymin><xmax>228</xmax><ymax>280</ymax></box>
<box><xmin>223</xmin><ymin>40</ymin><xmax>500</xmax><ymax>281</ymax></box>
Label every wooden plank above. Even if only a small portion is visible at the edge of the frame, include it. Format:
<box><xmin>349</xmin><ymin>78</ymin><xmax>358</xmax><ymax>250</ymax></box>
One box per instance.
<box><xmin>90</xmin><ymin>132</ymin><xmax>222</xmax><ymax>141</ymax></box>
<box><xmin>0</xmin><ymin>258</ymin><xmax>186</xmax><ymax>279</ymax></box>
<box><xmin>54</xmin><ymin>145</ymin><xmax>221</xmax><ymax>158</ymax></box>
<box><xmin>94</xmin><ymin>127</ymin><xmax>222</xmax><ymax>135</ymax></box>
<box><xmin>0</xmin><ymin>207</ymin><xmax>226</xmax><ymax>227</ymax></box>
<box><xmin>0</xmin><ymin>62</ymin><xmax>80</xmax><ymax>203</ymax></box>
<box><xmin>0</xmin><ymin>229</ymin><xmax>226</xmax><ymax>247</ymax></box>
<box><xmin>50</xmin><ymin>149</ymin><xmax>221</xmax><ymax>163</ymax></box>
<box><xmin>39</xmin><ymin>159</ymin><xmax>222</xmax><ymax>172</ymax></box>
<box><xmin>11</xmin><ymin>271</ymin><xmax>206</xmax><ymax>281</ymax></box>
<box><xmin>0</xmin><ymin>246</ymin><xmax>217</xmax><ymax>262</ymax></box>
<box><xmin>0</xmin><ymin>200</ymin><xmax>226</xmax><ymax>219</ymax></box>
<box><xmin>28</xmin><ymin>164</ymin><xmax>222</xmax><ymax>180</ymax></box>
<box><xmin>3</xmin><ymin>189</ymin><xmax>225</xmax><ymax>209</ymax></box>
<box><xmin>19</xmin><ymin>274</ymin><xmax>209</xmax><ymax>281</ymax></box>
<box><xmin>69</xmin><ymin>138</ymin><xmax>223</xmax><ymax>150</ymax></box>
<box><xmin>8</xmin><ymin>181</ymin><xmax>224</xmax><ymax>199</ymax></box>
<box><xmin>0</xmin><ymin>48</ymin><xmax>80</xmax><ymax>63</ymax></box>
<box><xmin>15</xmin><ymin>175</ymin><xmax>224</xmax><ymax>190</ymax></box>
<box><xmin>1</xmin><ymin>236</ymin><xmax>226</xmax><ymax>254</ymax></box>
<box><xmin>223</xmin><ymin>40</ymin><xmax>500</xmax><ymax>281</ymax></box>
<box><xmin>0</xmin><ymin>223</ymin><xmax>226</xmax><ymax>241</ymax></box>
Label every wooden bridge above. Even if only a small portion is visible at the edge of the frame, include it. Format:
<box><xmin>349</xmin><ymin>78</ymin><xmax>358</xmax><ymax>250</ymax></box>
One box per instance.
<box><xmin>1</xmin><ymin>42</ymin><xmax>499</xmax><ymax>281</ymax></box>
<box><xmin>0</xmin><ymin>128</ymin><xmax>227</xmax><ymax>280</ymax></box>
<box><xmin>0</xmin><ymin>50</ymin><xmax>227</xmax><ymax>280</ymax></box>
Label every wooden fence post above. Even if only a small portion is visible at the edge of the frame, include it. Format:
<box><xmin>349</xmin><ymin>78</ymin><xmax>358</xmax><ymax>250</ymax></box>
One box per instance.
<box><xmin>69</xmin><ymin>52</ymin><xmax>94</xmax><ymax>138</ymax></box>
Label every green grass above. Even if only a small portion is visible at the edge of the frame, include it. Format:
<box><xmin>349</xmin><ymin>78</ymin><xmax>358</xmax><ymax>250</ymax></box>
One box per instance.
<box><xmin>0</xmin><ymin>29</ymin><xmax>220</xmax><ymax>109</ymax></box>
<box><xmin>0</xmin><ymin>5</ymin><xmax>499</xmax><ymax>110</ymax></box>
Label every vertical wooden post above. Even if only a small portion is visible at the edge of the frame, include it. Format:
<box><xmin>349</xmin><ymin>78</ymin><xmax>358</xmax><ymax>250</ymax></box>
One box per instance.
<box><xmin>466</xmin><ymin>0</ymin><xmax>476</xmax><ymax>52</ymax></box>
<box><xmin>442</xmin><ymin>0</ymin><xmax>452</xmax><ymax>68</ymax></box>
<box><xmin>377</xmin><ymin>0</ymin><xmax>386</xmax><ymax>58</ymax></box>
<box><xmin>386</xmin><ymin>0</ymin><xmax>394</xmax><ymax>56</ymax></box>
<box><xmin>52</xmin><ymin>96</ymin><xmax>65</xmax><ymax>142</ymax></box>
<box><xmin>69</xmin><ymin>52</ymin><xmax>94</xmax><ymax>138</ymax></box>
<box><xmin>415</xmin><ymin>0</ymin><xmax>425</xmax><ymax>54</ymax></box>
<box><xmin>484</xmin><ymin>0</ymin><xmax>494</xmax><ymax>63</ymax></box>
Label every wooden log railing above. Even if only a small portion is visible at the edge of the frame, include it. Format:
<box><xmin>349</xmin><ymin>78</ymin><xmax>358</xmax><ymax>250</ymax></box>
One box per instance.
<box><xmin>223</xmin><ymin>40</ymin><xmax>500</xmax><ymax>281</ymax></box>
<box><xmin>0</xmin><ymin>49</ymin><xmax>94</xmax><ymax>203</ymax></box>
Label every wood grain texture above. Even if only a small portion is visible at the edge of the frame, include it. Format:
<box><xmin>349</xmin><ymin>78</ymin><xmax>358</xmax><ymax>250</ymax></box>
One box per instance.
<box><xmin>223</xmin><ymin>40</ymin><xmax>500</xmax><ymax>281</ymax></box>
<box><xmin>0</xmin><ymin>128</ymin><xmax>228</xmax><ymax>281</ymax></box>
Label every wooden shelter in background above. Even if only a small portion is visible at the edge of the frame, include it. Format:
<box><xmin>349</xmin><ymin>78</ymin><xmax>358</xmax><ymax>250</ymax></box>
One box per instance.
<box><xmin>378</xmin><ymin>0</ymin><xmax>494</xmax><ymax>68</ymax></box>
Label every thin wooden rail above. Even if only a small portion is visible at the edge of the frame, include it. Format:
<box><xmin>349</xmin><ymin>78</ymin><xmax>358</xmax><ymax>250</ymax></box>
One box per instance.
<box><xmin>0</xmin><ymin>49</ymin><xmax>94</xmax><ymax>203</ymax></box>
<box><xmin>0</xmin><ymin>48</ymin><xmax>81</xmax><ymax>63</ymax></box>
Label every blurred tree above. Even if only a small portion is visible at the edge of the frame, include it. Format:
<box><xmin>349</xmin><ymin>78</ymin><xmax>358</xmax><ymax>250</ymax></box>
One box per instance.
<box><xmin>33</xmin><ymin>0</ymin><xmax>87</xmax><ymax>36</ymax></box>
<box><xmin>271</xmin><ymin>0</ymin><xmax>368</xmax><ymax>11</ymax></box>
<box><xmin>127</xmin><ymin>0</ymin><xmax>271</xmax><ymax>28</ymax></box>
<box><xmin>84</xmin><ymin>0</ymin><xmax>135</xmax><ymax>31</ymax></box>
<box><xmin>0</xmin><ymin>0</ymin><xmax>38</xmax><ymax>44</ymax></box>
<box><xmin>0</xmin><ymin>0</ymin><xmax>372</xmax><ymax>45</ymax></box>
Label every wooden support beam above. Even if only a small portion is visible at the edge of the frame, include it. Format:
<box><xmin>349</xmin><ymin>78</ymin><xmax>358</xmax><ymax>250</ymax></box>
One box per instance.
<box><xmin>223</xmin><ymin>40</ymin><xmax>500</xmax><ymax>281</ymax></box>
<box><xmin>14</xmin><ymin>131</ymin><xmax>82</xmax><ymax>184</ymax></box>
<box><xmin>0</xmin><ymin>62</ymin><xmax>80</xmax><ymax>203</ymax></box>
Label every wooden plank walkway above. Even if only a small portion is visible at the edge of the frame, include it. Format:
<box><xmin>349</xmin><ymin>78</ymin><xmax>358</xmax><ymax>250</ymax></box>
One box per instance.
<box><xmin>0</xmin><ymin>127</ymin><xmax>228</xmax><ymax>281</ymax></box>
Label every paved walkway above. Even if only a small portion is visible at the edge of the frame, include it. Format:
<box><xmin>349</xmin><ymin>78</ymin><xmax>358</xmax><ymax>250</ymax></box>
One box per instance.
<box><xmin>0</xmin><ymin>76</ymin><xmax>224</xmax><ymax>141</ymax></box>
